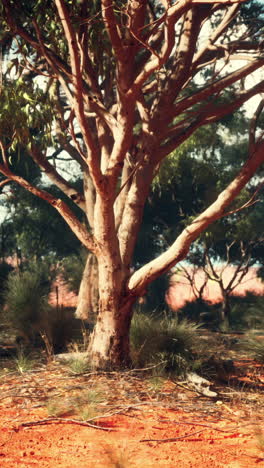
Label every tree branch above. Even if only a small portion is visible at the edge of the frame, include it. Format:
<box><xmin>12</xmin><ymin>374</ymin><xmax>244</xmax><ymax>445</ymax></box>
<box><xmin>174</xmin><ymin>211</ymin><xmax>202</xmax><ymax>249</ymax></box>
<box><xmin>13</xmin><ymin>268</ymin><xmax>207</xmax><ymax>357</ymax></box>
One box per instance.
<box><xmin>55</xmin><ymin>0</ymin><xmax>104</xmax><ymax>195</ymax></box>
<box><xmin>0</xmin><ymin>178</ymin><xmax>11</xmax><ymax>189</ymax></box>
<box><xmin>128</xmin><ymin>1</ymin><xmax>192</xmax><ymax>97</ymax></box>
<box><xmin>165</xmin><ymin>58</ymin><xmax>264</xmax><ymax>125</ymax></box>
<box><xmin>128</xmin><ymin>138</ymin><xmax>264</xmax><ymax>296</ymax></box>
<box><xmin>158</xmin><ymin>79</ymin><xmax>264</xmax><ymax>161</ymax></box>
<box><xmin>29</xmin><ymin>143</ymin><xmax>86</xmax><ymax>212</ymax></box>
<box><xmin>0</xmin><ymin>160</ymin><xmax>98</xmax><ymax>254</ymax></box>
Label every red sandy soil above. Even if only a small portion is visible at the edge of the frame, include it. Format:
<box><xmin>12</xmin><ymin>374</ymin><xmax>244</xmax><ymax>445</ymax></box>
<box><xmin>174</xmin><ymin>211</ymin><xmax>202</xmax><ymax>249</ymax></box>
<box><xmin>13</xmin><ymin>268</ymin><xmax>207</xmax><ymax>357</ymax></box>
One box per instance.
<box><xmin>0</xmin><ymin>359</ymin><xmax>263</xmax><ymax>468</ymax></box>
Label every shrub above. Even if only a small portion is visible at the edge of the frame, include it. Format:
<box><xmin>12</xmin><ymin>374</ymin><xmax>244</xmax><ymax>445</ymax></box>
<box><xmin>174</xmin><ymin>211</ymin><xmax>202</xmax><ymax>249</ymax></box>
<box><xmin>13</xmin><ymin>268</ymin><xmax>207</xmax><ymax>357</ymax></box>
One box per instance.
<box><xmin>2</xmin><ymin>261</ymin><xmax>77</xmax><ymax>352</ymax></box>
<box><xmin>2</xmin><ymin>266</ymin><xmax>51</xmax><ymax>344</ymax></box>
<box><xmin>229</xmin><ymin>294</ymin><xmax>264</xmax><ymax>330</ymax></box>
<box><xmin>137</xmin><ymin>274</ymin><xmax>171</xmax><ymax>315</ymax></box>
<box><xmin>66</xmin><ymin>356</ymin><xmax>90</xmax><ymax>374</ymax></box>
<box><xmin>44</xmin><ymin>307</ymin><xmax>79</xmax><ymax>354</ymax></box>
<box><xmin>240</xmin><ymin>331</ymin><xmax>264</xmax><ymax>363</ymax></box>
<box><xmin>13</xmin><ymin>350</ymin><xmax>36</xmax><ymax>373</ymax></box>
<box><xmin>0</xmin><ymin>261</ymin><xmax>14</xmax><ymax>304</ymax></box>
<box><xmin>130</xmin><ymin>313</ymin><xmax>202</xmax><ymax>375</ymax></box>
<box><xmin>178</xmin><ymin>299</ymin><xmax>220</xmax><ymax>329</ymax></box>
<box><xmin>179</xmin><ymin>293</ymin><xmax>264</xmax><ymax>332</ymax></box>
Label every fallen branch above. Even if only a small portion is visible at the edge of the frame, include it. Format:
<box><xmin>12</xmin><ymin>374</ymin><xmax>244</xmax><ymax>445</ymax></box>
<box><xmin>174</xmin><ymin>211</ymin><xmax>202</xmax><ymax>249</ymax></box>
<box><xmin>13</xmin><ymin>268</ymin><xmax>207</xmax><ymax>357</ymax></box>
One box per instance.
<box><xmin>140</xmin><ymin>429</ymin><xmax>206</xmax><ymax>443</ymax></box>
<box><xmin>157</xmin><ymin>419</ymin><xmax>242</xmax><ymax>433</ymax></box>
<box><xmin>18</xmin><ymin>417</ymin><xmax>114</xmax><ymax>432</ymax></box>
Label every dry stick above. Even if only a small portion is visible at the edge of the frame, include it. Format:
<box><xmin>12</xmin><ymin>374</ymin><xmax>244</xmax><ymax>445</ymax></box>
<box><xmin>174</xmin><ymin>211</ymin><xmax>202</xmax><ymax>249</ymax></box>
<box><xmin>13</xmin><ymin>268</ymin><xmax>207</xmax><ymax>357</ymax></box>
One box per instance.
<box><xmin>157</xmin><ymin>419</ymin><xmax>243</xmax><ymax>433</ymax></box>
<box><xmin>74</xmin><ymin>402</ymin><xmax>161</xmax><ymax>424</ymax></box>
<box><xmin>140</xmin><ymin>429</ymin><xmax>207</xmax><ymax>443</ymax></box>
<box><xmin>18</xmin><ymin>417</ymin><xmax>114</xmax><ymax>432</ymax></box>
<box><xmin>17</xmin><ymin>402</ymin><xmax>160</xmax><ymax>433</ymax></box>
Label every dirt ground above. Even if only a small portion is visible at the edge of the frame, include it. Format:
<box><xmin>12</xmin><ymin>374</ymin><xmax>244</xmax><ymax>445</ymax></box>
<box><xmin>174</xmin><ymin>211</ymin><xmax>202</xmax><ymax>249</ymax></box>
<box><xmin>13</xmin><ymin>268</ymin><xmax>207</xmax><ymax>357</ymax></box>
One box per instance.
<box><xmin>0</xmin><ymin>352</ymin><xmax>263</xmax><ymax>468</ymax></box>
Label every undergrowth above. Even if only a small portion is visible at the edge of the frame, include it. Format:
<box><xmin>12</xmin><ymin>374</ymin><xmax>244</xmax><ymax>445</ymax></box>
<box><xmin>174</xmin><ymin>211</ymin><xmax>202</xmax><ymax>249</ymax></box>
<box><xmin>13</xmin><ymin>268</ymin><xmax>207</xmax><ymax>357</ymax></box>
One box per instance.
<box><xmin>2</xmin><ymin>263</ymin><xmax>77</xmax><ymax>353</ymax></box>
<box><xmin>66</xmin><ymin>356</ymin><xmax>90</xmax><ymax>375</ymax></box>
<box><xmin>241</xmin><ymin>331</ymin><xmax>264</xmax><ymax>363</ymax></box>
<box><xmin>130</xmin><ymin>313</ymin><xmax>203</xmax><ymax>376</ymax></box>
<box><xmin>46</xmin><ymin>386</ymin><xmax>105</xmax><ymax>421</ymax></box>
<box><xmin>13</xmin><ymin>351</ymin><xmax>36</xmax><ymax>374</ymax></box>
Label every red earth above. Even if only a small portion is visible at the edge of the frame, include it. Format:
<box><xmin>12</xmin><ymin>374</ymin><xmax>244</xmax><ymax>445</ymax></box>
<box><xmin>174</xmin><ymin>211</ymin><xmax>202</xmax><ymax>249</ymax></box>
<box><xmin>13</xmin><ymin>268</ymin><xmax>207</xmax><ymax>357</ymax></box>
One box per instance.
<box><xmin>0</xmin><ymin>356</ymin><xmax>263</xmax><ymax>468</ymax></box>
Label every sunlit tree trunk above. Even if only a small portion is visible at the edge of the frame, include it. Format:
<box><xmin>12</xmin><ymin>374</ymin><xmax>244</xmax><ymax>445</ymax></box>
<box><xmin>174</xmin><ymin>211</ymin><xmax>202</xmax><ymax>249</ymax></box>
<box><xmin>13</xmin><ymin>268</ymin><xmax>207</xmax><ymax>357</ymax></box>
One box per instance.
<box><xmin>87</xmin><ymin>256</ymin><xmax>136</xmax><ymax>369</ymax></box>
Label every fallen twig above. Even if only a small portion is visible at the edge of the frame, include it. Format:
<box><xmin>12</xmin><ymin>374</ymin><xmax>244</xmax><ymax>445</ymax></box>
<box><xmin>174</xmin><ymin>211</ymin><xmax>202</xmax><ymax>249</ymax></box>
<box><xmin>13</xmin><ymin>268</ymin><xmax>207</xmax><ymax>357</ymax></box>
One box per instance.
<box><xmin>157</xmin><ymin>419</ymin><xmax>242</xmax><ymax>433</ymax></box>
<box><xmin>140</xmin><ymin>429</ymin><xmax>206</xmax><ymax>443</ymax></box>
<box><xmin>77</xmin><ymin>401</ymin><xmax>160</xmax><ymax>423</ymax></box>
<box><xmin>18</xmin><ymin>417</ymin><xmax>114</xmax><ymax>432</ymax></box>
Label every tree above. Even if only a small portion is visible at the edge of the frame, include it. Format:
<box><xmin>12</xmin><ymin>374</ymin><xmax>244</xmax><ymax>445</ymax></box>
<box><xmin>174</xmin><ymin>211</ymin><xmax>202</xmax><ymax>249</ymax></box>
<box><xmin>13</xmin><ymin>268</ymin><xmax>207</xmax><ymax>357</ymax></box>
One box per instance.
<box><xmin>1</xmin><ymin>184</ymin><xmax>82</xmax><ymax>259</ymax></box>
<box><xmin>0</xmin><ymin>0</ymin><xmax>264</xmax><ymax>369</ymax></box>
<box><xmin>168</xmin><ymin>114</ymin><xmax>264</xmax><ymax>324</ymax></box>
<box><xmin>179</xmin><ymin>236</ymin><xmax>264</xmax><ymax>324</ymax></box>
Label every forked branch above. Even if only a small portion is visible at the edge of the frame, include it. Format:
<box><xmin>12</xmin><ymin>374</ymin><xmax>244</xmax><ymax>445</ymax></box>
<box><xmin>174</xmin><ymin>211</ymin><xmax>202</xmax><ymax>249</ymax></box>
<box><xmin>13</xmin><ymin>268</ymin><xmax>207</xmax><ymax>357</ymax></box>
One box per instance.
<box><xmin>128</xmin><ymin>132</ymin><xmax>264</xmax><ymax>296</ymax></box>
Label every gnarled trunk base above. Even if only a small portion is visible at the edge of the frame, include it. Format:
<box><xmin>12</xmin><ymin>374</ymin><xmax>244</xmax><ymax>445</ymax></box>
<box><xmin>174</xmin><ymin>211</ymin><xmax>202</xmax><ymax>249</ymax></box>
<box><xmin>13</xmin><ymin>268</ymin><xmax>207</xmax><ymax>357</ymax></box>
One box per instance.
<box><xmin>88</xmin><ymin>298</ymin><xmax>135</xmax><ymax>370</ymax></box>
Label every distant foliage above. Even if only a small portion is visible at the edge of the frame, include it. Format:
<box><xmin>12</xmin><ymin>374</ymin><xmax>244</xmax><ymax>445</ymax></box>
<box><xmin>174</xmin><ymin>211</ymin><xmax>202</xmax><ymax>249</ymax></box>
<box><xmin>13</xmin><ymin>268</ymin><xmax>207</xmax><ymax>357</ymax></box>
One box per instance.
<box><xmin>179</xmin><ymin>293</ymin><xmax>264</xmax><ymax>331</ymax></box>
<box><xmin>137</xmin><ymin>274</ymin><xmax>171</xmax><ymax>315</ymax></box>
<box><xmin>60</xmin><ymin>251</ymin><xmax>87</xmax><ymax>294</ymax></box>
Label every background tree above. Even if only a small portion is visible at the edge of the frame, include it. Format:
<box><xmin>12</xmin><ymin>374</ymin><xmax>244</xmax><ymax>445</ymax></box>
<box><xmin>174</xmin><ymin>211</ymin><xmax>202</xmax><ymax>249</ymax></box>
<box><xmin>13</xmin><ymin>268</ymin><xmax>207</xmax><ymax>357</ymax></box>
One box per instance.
<box><xmin>0</xmin><ymin>0</ymin><xmax>264</xmax><ymax>369</ymax></box>
<box><xmin>176</xmin><ymin>112</ymin><xmax>264</xmax><ymax>325</ymax></box>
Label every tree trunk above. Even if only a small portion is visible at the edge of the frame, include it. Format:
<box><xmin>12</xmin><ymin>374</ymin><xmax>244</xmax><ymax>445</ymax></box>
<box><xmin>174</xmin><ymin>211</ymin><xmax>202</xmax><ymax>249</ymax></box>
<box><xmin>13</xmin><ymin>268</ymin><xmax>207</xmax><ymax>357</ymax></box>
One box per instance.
<box><xmin>75</xmin><ymin>253</ymin><xmax>99</xmax><ymax>322</ymax></box>
<box><xmin>87</xmin><ymin>254</ymin><xmax>136</xmax><ymax>370</ymax></box>
<box><xmin>88</xmin><ymin>298</ymin><xmax>135</xmax><ymax>369</ymax></box>
<box><xmin>220</xmin><ymin>292</ymin><xmax>231</xmax><ymax>326</ymax></box>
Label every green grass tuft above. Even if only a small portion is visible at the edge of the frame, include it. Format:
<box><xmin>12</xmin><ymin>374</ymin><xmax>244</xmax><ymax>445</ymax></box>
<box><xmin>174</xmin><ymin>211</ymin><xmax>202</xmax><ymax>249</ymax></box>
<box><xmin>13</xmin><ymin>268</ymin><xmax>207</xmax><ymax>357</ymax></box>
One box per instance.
<box><xmin>130</xmin><ymin>313</ymin><xmax>202</xmax><ymax>376</ymax></box>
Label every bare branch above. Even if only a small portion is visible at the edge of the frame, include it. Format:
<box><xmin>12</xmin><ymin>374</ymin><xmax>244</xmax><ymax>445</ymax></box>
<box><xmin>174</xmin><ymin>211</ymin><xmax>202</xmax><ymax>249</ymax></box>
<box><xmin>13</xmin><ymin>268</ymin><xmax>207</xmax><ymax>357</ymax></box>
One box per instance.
<box><xmin>128</xmin><ymin>1</ymin><xmax>192</xmax><ymax>97</ymax></box>
<box><xmin>128</xmin><ymin>138</ymin><xmax>264</xmax><ymax>295</ymax></box>
<box><xmin>0</xmin><ymin>160</ymin><xmax>98</xmax><ymax>253</ymax></box>
<box><xmin>192</xmin><ymin>3</ymin><xmax>240</xmax><ymax>72</ymax></box>
<box><xmin>164</xmin><ymin>58</ymin><xmax>264</xmax><ymax>126</ymax></box>
<box><xmin>29</xmin><ymin>143</ymin><xmax>86</xmax><ymax>212</ymax></box>
<box><xmin>0</xmin><ymin>178</ymin><xmax>11</xmax><ymax>188</ymax></box>
<box><xmin>158</xmin><ymin>79</ymin><xmax>264</xmax><ymax>161</ymax></box>
<box><xmin>54</xmin><ymin>0</ymin><xmax>104</xmax><ymax>194</ymax></box>
<box><xmin>101</xmin><ymin>0</ymin><xmax>125</xmax><ymax>64</ymax></box>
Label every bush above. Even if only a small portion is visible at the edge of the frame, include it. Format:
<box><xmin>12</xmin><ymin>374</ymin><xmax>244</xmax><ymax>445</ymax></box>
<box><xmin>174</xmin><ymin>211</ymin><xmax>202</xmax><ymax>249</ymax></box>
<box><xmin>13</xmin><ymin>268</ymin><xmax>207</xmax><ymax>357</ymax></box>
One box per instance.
<box><xmin>3</xmin><ymin>266</ymin><xmax>51</xmax><ymax>342</ymax></box>
<box><xmin>2</xmin><ymin>261</ymin><xmax>77</xmax><ymax>352</ymax></box>
<box><xmin>229</xmin><ymin>293</ymin><xmax>264</xmax><ymax>330</ymax></box>
<box><xmin>130</xmin><ymin>313</ymin><xmax>202</xmax><ymax>375</ymax></box>
<box><xmin>179</xmin><ymin>293</ymin><xmax>264</xmax><ymax>332</ymax></box>
<box><xmin>0</xmin><ymin>261</ymin><xmax>14</xmax><ymax>304</ymax></box>
<box><xmin>179</xmin><ymin>299</ymin><xmax>218</xmax><ymax>328</ymax></box>
<box><xmin>240</xmin><ymin>331</ymin><xmax>264</xmax><ymax>363</ymax></box>
<box><xmin>42</xmin><ymin>307</ymin><xmax>79</xmax><ymax>354</ymax></box>
<box><xmin>138</xmin><ymin>274</ymin><xmax>171</xmax><ymax>315</ymax></box>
